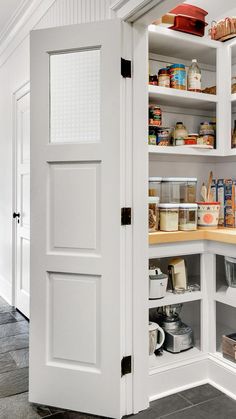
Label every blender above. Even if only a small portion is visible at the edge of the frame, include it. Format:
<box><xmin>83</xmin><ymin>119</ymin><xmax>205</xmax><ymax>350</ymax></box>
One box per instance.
<box><xmin>157</xmin><ymin>304</ymin><xmax>193</xmax><ymax>353</ymax></box>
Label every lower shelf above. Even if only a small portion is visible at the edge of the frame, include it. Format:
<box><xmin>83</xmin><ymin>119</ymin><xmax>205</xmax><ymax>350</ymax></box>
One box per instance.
<box><xmin>215</xmin><ymin>286</ymin><xmax>236</xmax><ymax>308</ymax></box>
<box><xmin>149</xmin><ymin>346</ymin><xmax>204</xmax><ymax>373</ymax></box>
<box><xmin>149</xmin><ymin>290</ymin><xmax>202</xmax><ymax>308</ymax></box>
<box><xmin>210</xmin><ymin>352</ymin><xmax>236</xmax><ymax>370</ymax></box>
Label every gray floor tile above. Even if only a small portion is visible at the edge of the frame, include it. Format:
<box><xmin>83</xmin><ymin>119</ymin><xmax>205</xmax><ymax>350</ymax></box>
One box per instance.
<box><xmin>0</xmin><ymin>321</ymin><xmax>29</xmax><ymax>339</ymax></box>
<box><xmin>151</xmin><ymin>394</ymin><xmax>191</xmax><ymax>417</ymax></box>
<box><xmin>10</xmin><ymin>348</ymin><xmax>29</xmax><ymax>368</ymax></box>
<box><xmin>179</xmin><ymin>383</ymin><xmax>223</xmax><ymax>405</ymax></box>
<box><xmin>45</xmin><ymin>413</ymin><xmax>104</xmax><ymax>418</ymax></box>
<box><xmin>0</xmin><ymin>367</ymin><xmax>28</xmax><ymax>398</ymax></box>
<box><xmin>0</xmin><ymin>312</ymin><xmax>17</xmax><ymax>325</ymax></box>
<box><xmin>11</xmin><ymin>310</ymin><xmax>26</xmax><ymax>322</ymax></box>
<box><xmin>0</xmin><ymin>392</ymin><xmax>43</xmax><ymax>418</ymax></box>
<box><xmin>160</xmin><ymin>405</ymin><xmax>205</xmax><ymax>419</ymax></box>
<box><xmin>197</xmin><ymin>395</ymin><xmax>236</xmax><ymax>419</ymax></box>
<box><xmin>0</xmin><ymin>352</ymin><xmax>17</xmax><ymax>374</ymax></box>
<box><xmin>0</xmin><ymin>333</ymin><xmax>29</xmax><ymax>354</ymax></box>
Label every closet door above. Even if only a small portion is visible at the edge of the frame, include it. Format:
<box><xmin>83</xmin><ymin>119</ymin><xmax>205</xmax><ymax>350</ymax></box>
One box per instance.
<box><xmin>30</xmin><ymin>20</ymin><xmax>124</xmax><ymax>418</ymax></box>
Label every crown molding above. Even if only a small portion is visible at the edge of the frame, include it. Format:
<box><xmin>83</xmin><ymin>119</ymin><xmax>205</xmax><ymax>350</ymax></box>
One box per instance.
<box><xmin>0</xmin><ymin>0</ymin><xmax>55</xmax><ymax>68</ymax></box>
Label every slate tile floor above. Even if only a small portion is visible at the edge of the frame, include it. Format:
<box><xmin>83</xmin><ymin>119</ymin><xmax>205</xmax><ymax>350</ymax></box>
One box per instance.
<box><xmin>0</xmin><ymin>296</ymin><xmax>236</xmax><ymax>418</ymax></box>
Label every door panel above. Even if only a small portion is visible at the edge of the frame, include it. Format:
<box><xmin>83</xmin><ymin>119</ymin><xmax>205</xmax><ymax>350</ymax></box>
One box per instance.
<box><xmin>15</xmin><ymin>90</ymin><xmax>30</xmax><ymax>318</ymax></box>
<box><xmin>30</xmin><ymin>20</ymin><xmax>123</xmax><ymax>418</ymax></box>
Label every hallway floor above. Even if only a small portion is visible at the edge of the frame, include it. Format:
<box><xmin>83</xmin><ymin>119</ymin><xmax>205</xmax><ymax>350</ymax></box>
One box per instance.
<box><xmin>0</xmin><ymin>297</ymin><xmax>236</xmax><ymax>418</ymax></box>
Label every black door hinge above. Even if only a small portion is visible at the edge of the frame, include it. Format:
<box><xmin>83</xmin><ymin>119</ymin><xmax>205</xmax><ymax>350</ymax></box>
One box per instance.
<box><xmin>121</xmin><ymin>207</ymin><xmax>132</xmax><ymax>225</ymax></box>
<box><xmin>121</xmin><ymin>58</ymin><xmax>131</xmax><ymax>78</ymax></box>
<box><xmin>121</xmin><ymin>356</ymin><xmax>132</xmax><ymax>376</ymax></box>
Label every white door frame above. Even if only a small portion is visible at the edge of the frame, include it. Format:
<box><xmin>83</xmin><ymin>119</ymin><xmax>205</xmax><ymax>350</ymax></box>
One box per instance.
<box><xmin>12</xmin><ymin>81</ymin><xmax>30</xmax><ymax>308</ymax></box>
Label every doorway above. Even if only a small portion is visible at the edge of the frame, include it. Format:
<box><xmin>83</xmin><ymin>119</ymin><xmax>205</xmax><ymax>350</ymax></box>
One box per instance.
<box><xmin>13</xmin><ymin>83</ymin><xmax>30</xmax><ymax>318</ymax></box>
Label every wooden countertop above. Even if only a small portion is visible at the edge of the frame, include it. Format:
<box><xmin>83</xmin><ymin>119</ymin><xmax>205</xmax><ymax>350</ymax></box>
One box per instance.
<box><xmin>149</xmin><ymin>228</ymin><xmax>236</xmax><ymax>245</ymax></box>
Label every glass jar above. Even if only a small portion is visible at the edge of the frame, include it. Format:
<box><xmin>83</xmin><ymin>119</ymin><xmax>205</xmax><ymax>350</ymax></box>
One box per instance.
<box><xmin>173</xmin><ymin>122</ymin><xmax>188</xmax><ymax>146</ymax></box>
<box><xmin>159</xmin><ymin>204</ymin><xmax>179</xmax><ymax>231</ymax></box>
<box><xmin>149</xmin><ymin>196</ymin><xmax>159</xmax><ymax>232</ymax></box>
<box><xmin>161</xmin><ymin>178</ymin><xmax>197</xmax><ymax>203</ymax></box>
<box><xmin>179</xmin><ymin>204</ymin><xmax>197</xmax><ymax>231</ymax></box>
<box><xmin>149</xmin><ymin>105</ymin><xmax>162</xmax><ymax>126</ymax></box>
<box><xmin>158</xmin><ymin>68</ymin><xmax>170</xmax><ymax>88</ymax></box>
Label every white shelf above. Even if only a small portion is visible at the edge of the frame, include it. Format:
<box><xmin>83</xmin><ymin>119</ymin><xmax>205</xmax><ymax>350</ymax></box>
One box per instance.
<box><xmin>215</xmin><ymin>286</ymin><xmax>236</xmax><ymax>308</ymax></box>
<box><xmin>149</xmin><ymin>85</ymin><xmax>217</xmax><ymax>111</ymax></box>
<box><xmin>148</xmin><ymin>25</ymin><xmax>218</xmax><ymax>66</ymax></box>
<box><xmin>149</xmin><ymin>346</ymin><xmax>204</xmax><ymax>373</ymax></box>
<box><xmin>149</xmin><ymin>145</ymin><xmax>221</xmax><ymax>157</ymax></box>
<box><xmin>149</xmin><ymin>290</ymin><xmax>202</xmax><ymax>309</ymax></box>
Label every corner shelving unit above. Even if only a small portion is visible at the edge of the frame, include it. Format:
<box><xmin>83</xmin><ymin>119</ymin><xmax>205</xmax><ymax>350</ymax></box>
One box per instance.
<box><xmin>146</xmin><ymin>23</ymin><xmax>236</xmax><ymax>404</ymax></box>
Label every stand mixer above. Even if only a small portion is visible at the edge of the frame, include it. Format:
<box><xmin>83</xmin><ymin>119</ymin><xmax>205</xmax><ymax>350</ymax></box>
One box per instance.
<box><xmin>157</xmin><ymin>304</ymin><xmax>193</xmax><ymax>353</ymax></box>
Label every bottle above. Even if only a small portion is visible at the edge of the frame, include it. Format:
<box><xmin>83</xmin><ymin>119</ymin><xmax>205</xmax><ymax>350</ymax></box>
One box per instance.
<box><xmin>232</xmin><ymin>120</ymin><xmax>236</xmax><ymax>149</ymax></box>
<box><xmin>187</xmin><ymin>59</ymin><xmax>201</xmax><ymax>93</ymax></box>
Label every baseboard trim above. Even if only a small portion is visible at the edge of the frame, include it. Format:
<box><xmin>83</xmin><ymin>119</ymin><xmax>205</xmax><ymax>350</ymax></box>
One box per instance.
<box><xmin>0</xmin><ymin>275</ymin><xmax>12</xmax><ymax>305</ymax></box>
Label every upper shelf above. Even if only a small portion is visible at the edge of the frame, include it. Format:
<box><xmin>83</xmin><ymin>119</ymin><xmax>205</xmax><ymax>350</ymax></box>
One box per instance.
<box><xmin>148</xmin><ymin>25</ymin><xmax>219</xmax><ymax>66</ymax></box>
<box><xmin>149</xmin><ymin>85</ymin><xmax>217</xmax><ymax>111</ymax></box>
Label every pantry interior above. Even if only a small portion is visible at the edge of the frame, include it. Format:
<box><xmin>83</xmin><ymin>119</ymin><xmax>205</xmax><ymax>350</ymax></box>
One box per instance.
<box><xmin>132</xmin><ymin>1</ymin><xmax>236</xmax><ymax>414</ymax></box>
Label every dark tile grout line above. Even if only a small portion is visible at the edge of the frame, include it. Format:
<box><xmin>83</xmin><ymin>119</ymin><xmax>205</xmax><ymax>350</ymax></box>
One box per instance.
<box><xmin>176</xmin><ymin>392</ymin><xmax>194</xmax><ymax>405</ymax></box>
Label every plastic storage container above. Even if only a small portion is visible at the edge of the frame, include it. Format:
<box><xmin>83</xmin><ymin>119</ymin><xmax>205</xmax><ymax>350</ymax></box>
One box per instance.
<box><xmin>179</xmin><ymin>203</ymin><xmax>198</xmax><ymax>231</ymax></box>
<box><xmin>149</xmin><ymin>196</ymin><xmax>159</xmax><ymax>232</ymax></box>
<box><xmin>159</xmin><ymin>204</ymin><xmax>179</xmax><ymax>231</ymax></box>
<box><xmin>161</xmin><ymin>178</ymin><xmax>197</xmax><ymax>204</ymax></box>
<box><xmin>224</xmin><ymin>257</ymin><xmax>236</xmax><ymax>288</ymax></box>
<box><xmin>149</xmin><ymin>177</ymin><xmax>162</xmax><ymax>198</ymax></box>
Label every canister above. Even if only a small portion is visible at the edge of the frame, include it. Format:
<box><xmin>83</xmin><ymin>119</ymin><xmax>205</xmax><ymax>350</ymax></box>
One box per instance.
<box><xmin>179</xmin><ymin>203</ymin><xmax>198</xmax><ymax>231</ymax></box>
<box><xmin>169</xmin><ymin>64</ymin><xmax>186</xmax><ymax>90</ymax></box>
<box><xmin>161</xmin><ymin>178</ymin><xmax>197</xmax><ymax>203</ymax></box>
<box><xmin>149</xmin><ymin>196</ymin><xmax>159</xmax><ymax>232</ymax></box>
<box><xmin>149</xmin><ymin>177</ymin><xmax>162</xmax><ymax>198</ymax></box>
<box><xmin>158</xmin><ymin>68</ymin><xmax>170</xmax><ymax>88</ymax></box>
<box><xmin>159</xmin><ymin>204</ymin><xmax>179</xmax><ymax>231</ymax></box>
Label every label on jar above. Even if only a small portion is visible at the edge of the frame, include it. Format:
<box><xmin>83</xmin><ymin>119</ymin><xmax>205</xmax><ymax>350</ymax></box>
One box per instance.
<box><xmin>188</xmin><ymin>73</ymin><xmax>201</xmax><ymax>91</ymax></box>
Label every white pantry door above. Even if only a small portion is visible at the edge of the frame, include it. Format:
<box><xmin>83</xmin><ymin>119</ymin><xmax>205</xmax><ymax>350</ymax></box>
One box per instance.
<box><xmin>30</xmin><ymin>20</ymin><xmax>125</xmax><ymax>418</ymax></box>
<box><xmin>15</xmin><ymin>89</ymin><xmax>30</xmax><ymax>318</ymax></box>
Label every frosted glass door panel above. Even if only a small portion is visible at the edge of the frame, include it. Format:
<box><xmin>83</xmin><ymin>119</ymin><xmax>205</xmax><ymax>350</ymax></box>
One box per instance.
<box><xmin>50</xmin><ymin>49</ymin><xmax>100</xmax><ymax>143</ymax></box>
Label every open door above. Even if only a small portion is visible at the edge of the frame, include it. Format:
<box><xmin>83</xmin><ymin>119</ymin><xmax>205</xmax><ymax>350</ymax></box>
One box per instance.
<box><xmin>29</xmin><ymin>20</ymin><xmax>127</xmax><ymax>418</ymax></box>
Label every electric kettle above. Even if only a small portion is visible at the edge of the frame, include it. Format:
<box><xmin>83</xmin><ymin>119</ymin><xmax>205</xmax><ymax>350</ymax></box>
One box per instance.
<box><xmin>149</xmin><ymin>267</ymin><xmax>168</xmax><ymax>299</ymax></box>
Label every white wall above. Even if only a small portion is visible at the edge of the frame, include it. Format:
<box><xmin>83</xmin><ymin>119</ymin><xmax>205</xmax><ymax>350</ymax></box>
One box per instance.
<box><xmin>0</xmin><ymin>0</ymin><xmax>113</xmax><ymax>303</ymax></box>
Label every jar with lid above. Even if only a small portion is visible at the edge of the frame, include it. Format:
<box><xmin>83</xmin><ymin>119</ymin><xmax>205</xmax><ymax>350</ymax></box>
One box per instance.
<box><xmin>149</xmin><ymin>74</ymin><xmax>158</xmax><ymax>85</ymax></box>
<box><xmin>149</xmin><ymin>196</ymin><xmax>159</xmax><ymax>232</ymax></box>
<box><xmin>149</xmin><ymin>105</ymin><xmax>162</xmax><ymax>126</ymax></box>
<box><xmin>159</xmin><ymin>204</ymin><xmax>179</xmax><ymax>231</ymax></box>
<box><xmin>149</xmin><ymin>177</ymin><xmax>162</xmax><ymax>199</ymax></box>
<box><xmin>169</xmin><ymin>64</ymin><xmax>186</xmax><ymax>90</ymax></box>
<box><xmin>173</xmin><ymin>122</ymin><xmax>188</xmax><ymax>146</ymax></box>
<box><xmin>179</xmin><ymin>204</ymin><xmax>198</xmax><ymax>231</ymax></box>
<box><xmin>161</xmin><ymin>177</ymin><xmax>197</xmax><ymax>203</ymax></box>
<box><xmin>158</xmin><ymin>68</ymin><xmax>170</xmax><ymax>88</ymax></box>
<box><xmin>232</xmin><ymin>120</ymin><xmax>236</xmax><ymax>149</ymax></box>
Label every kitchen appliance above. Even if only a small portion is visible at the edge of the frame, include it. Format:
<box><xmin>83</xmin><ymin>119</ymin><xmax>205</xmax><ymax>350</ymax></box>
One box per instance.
<box><xmin>168</xmin><ymin>258</ymin><xmax>187</xmax><ymax>291</ymax></box>
<box><xmin>149</xmin><ymin>267</ymin><xmax>168</xmax><ymax>299</ymax></box>
<box><xmin>149</xmin><ymin>322</ymin><xmax>165</xmax><ymax>356</ymax></box>
<box><xmin>158</xmin><ymin>304</ymin><xmax>193</xmax><ymax>353</ymax></box>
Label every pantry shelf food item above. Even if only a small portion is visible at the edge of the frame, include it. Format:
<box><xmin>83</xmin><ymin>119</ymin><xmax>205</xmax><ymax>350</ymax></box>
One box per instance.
<box><xmin>169</xmin><ymin>64</ymin><xmax>186</xmax><ymax>90</ymax></box>
<box><xmin>179</xmin><ymin>204</ymin><xmax>198</xmax><ymax>231</ymax></box>
<box><xmin>159</xmin><ymin>204</ymin><xmax>179</xmax><ymax>231</ymax></box>
<box><xmin>149</xmin><ymin>105</ymin><xmax>162</xmax><ymax>126</ymax></box>
<box><xmin>209</xmin><ymin>18</ymin><xmax>236</xmax><ymax>41</ymax></box>
<box><xmin>187</xmin><ymin>59</ymin><xmax>201</xmax><ymax>93</ymax></box>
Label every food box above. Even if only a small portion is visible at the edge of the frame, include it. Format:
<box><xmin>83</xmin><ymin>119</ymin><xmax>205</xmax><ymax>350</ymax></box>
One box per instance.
<box><xmin>222</xmin><ymin>334</ymin><xmax>236</xmax><ymax>363</ymax></box>
<box><xmin>211</xmin><ymin>179</ymin><xmax>217</xmax><ymax>202</ymax></box>
<box><xmin>217</xmin><ymin>179</ymin><xmax>225</xmax><ymax>226</ymax></box>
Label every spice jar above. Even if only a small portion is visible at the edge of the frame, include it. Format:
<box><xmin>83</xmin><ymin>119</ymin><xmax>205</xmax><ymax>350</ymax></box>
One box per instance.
<box><xmin>158</xmin><ymin>68</ymin><xmax>170</xmax><ymax>88</ymax></box>
<box><xmin>179</xmin><ymin>204</ymin><xmax>197</xmax><ymax>231</ymax></box>
<box><xmin>159</xmin><ymin>204</ymin><xmax>179</xmax><ymax>231</ymax></box>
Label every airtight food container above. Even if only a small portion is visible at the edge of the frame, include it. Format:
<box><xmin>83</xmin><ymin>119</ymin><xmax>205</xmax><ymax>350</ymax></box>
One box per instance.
<box><xmin>161</xmin><ymin>177</ymin><xmax>197</xmax><ymax>203</ymax></box>
<box><xmin>159</xmin><ymin>204</ymin><xmax>179</xmax><ymax>231</ymax></box>
<box><xmin>179</xmin><ymin>203</ymin><xmax>198</xmax><ymax>231</ymax></box>
<box><xmin>149</xmin><ymin>177</ymin><xmax>162</xmax><ymax>198</ymax></box>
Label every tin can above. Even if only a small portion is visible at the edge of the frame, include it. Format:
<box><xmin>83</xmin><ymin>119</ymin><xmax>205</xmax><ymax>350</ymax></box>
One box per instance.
<box><xmin>169</xmin><ymin>64</ymin><xmax>186</xmax><ymax>90</ymax></box>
